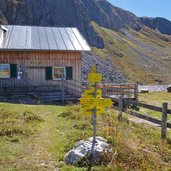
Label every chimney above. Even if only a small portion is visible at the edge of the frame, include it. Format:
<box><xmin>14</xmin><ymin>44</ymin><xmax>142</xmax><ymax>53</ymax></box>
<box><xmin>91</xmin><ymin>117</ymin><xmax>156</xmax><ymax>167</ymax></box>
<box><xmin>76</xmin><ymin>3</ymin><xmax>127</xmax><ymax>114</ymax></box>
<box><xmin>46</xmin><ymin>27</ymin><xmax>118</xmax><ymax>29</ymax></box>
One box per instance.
<box><xmin>0</xmin><ymin>26</ymin><xmax>7</xmax><ymax>47</ymax></box>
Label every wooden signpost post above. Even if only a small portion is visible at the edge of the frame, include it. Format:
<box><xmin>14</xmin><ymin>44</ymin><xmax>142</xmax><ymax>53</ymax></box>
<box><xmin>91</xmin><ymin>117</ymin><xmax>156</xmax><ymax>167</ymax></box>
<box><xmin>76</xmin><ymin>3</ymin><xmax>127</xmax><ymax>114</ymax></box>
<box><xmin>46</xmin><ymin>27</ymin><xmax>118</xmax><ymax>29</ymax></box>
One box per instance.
<box><xmin>80</xmin><ymin>65</ymin><xmax>112</xmax><ymax>171</ymax></box>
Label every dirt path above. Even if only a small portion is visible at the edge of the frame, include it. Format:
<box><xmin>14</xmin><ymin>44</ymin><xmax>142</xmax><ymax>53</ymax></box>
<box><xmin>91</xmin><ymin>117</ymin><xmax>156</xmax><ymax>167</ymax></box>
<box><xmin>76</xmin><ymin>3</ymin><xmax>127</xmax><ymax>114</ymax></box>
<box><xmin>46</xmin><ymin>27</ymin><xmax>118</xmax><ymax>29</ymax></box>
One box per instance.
<box><xmin>128</xmin><ymin>117</ymin><xmax>161</xmax><ymax>127</ymax></box>
<box><xmin>12</xmin><ymin>111</ymin><xmax>60</xmax><ymax>171</ymax></box>
<box><xmin>20</xmin><ymin>119</ymin><xmax>59</xmax><ymax>170</ymax></box>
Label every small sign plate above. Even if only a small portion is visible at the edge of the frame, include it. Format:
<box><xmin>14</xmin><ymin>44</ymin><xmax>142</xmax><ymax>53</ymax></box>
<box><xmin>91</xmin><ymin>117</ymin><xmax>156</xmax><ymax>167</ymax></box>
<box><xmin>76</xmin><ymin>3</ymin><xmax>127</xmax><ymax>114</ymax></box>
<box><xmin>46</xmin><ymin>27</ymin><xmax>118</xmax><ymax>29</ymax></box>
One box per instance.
<box><xmin>81</xmin><ymin>106</ymin><xmax>104</xmax><ymax>115</ymax></box>
<box><xmin>80</xmin><ymin>98</ymin><xmax>113</xmax><ymax>108</ymax></box>
<box><xmin>88</xmin><ymin>73</ymin><xmax>102</xmax><ymax>84</ymax></box>
<box><xmin>80</xmin><ymin>65</ymin><xmax>112</xmax><ymax>115</ymax></box>
<box><xmin>83</xmin><ymin>89</ymin><xmax>102</xmax><ymax>98</ymax></box>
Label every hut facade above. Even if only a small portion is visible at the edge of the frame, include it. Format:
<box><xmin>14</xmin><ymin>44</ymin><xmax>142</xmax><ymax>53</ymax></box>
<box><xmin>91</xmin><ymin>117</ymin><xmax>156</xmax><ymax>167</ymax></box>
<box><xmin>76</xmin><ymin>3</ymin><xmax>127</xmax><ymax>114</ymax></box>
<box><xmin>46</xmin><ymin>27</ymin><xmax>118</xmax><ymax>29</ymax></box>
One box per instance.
<box><xmin>0</xmin><ymin>25</ymin><xmax>91</xmax><ymax>100</ymax></box>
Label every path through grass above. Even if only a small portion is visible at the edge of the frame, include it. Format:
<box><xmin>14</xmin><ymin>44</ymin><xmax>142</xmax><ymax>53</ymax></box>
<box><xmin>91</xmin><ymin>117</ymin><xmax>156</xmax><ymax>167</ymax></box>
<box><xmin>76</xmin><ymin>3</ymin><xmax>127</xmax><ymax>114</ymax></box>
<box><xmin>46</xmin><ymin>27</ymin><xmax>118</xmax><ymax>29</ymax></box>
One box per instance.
<box><xmin>0</xmin><ymin>102</ymin><xmax>171</xmax><ymax>171</ymax></box>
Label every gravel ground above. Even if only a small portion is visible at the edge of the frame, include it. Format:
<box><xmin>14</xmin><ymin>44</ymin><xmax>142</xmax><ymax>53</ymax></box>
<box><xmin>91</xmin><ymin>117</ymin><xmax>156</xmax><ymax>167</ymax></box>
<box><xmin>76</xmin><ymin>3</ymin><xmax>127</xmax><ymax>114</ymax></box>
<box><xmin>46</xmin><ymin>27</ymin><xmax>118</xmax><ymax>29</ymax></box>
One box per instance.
<box><xmin>138</xmin><ymin>85</ymin><xmax>169</xmax><ymax>92</ymax></box>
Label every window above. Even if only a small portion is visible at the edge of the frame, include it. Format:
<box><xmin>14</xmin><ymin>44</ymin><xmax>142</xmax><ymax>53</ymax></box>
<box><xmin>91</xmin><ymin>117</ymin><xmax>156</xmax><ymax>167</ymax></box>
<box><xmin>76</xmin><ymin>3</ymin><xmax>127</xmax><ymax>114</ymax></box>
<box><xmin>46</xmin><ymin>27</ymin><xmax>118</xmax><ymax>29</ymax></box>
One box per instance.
<box><xmin>66</xmin><ymin>66</ymin><xmax>73</xmax><ymax>80</ymax></box>
<box><xmin>45</xmin><ymin>66</ymin><xmax>73</xmax><ymax>81</ymax></box>
<box><xmin>0</xmin><ymin>64</ymin><xmax>10</xmax><ymax>78</ymax></box>
<box><xmin>53</xmin><ymin>67</ymin><xmax>65</xmax><ymax>80</ymax></box>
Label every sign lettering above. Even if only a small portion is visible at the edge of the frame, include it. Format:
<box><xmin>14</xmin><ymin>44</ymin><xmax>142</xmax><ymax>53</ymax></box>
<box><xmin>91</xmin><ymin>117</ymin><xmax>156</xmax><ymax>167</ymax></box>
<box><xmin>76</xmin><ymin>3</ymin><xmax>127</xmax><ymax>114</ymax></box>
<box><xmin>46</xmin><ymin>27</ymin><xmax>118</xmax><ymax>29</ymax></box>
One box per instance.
<box><xmin>80</xmin><ymin>65</ymin><xmax>112</xmax><ymax>115</ymax></box>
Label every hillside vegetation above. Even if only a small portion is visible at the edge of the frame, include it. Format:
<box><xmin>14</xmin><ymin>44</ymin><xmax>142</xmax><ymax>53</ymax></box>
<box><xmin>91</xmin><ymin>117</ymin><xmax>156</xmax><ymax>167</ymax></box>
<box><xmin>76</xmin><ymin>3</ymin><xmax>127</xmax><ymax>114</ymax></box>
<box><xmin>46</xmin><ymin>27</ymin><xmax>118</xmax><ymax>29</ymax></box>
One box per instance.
<box><xmin>0</xmin><ymin>95</ymin><xmax>171</xmax><ymax>170</ymax></box>
<box><xmin>92</xmin><ymin>22</ymin><xmax>171</xmax><ymax>84</ymax></box>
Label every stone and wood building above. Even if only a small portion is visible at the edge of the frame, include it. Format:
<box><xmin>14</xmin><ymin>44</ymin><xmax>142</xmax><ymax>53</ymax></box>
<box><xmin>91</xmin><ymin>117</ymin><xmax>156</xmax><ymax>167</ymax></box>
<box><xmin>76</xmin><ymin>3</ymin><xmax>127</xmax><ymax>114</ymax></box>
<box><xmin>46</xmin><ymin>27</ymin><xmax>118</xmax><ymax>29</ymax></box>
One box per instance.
<box><xmin>0</xmin><ymin>25</ymin><xmax>91</xmax><ymax>102</ymax></box>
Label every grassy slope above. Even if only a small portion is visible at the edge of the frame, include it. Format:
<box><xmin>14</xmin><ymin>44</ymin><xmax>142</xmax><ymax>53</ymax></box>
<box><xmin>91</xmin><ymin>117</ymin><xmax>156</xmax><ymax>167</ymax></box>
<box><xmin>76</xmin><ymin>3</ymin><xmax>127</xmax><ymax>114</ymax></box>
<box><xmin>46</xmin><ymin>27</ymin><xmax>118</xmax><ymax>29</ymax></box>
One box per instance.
<box><xmin>136</xmin><ymin>92</ymin><xmax>171</xmax><ymax>122</ymax></box>
<box><xmin>139</xmin><ymin>92</ymin><xmax>171</xmax><ymax>108</ymax></box>
<box><xmin>0</xmin><ymin>97</ymin><xmax>171</xmax><ymax>171</ymax></box>
<box><xmin>92</xmin><ymin>22</ymin><xmax>171</xmax><ymax>84</ymax></box>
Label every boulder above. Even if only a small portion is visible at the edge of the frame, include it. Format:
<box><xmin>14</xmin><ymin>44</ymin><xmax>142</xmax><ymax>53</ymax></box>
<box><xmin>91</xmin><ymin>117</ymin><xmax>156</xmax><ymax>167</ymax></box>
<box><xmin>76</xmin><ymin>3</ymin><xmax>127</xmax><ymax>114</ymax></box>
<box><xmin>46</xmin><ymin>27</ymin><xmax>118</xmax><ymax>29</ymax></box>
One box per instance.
<box><xmin>64</xmin><ymin>136</ymin><xmax>110</xmax><ymax>166</ymax></box>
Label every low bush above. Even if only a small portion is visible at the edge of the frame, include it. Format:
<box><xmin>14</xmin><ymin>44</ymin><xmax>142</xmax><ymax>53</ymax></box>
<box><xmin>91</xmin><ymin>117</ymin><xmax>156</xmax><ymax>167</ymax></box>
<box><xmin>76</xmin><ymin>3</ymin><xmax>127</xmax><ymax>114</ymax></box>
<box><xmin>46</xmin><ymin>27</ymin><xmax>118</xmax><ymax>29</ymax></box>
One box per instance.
<box><xmin>0</xmin><ymin>109</ymin><xmax>44</xmax><ymax>139</ymax></box>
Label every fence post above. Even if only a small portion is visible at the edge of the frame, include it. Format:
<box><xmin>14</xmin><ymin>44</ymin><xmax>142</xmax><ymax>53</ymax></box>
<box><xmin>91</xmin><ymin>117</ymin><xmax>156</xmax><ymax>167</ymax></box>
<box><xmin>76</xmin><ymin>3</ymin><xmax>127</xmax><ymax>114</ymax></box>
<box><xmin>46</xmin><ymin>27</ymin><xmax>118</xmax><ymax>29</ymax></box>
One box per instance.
<box><xmin>61</xmin><ymin>80</ymin><xmax>65</xmax><ymax>103</ymax></box>
<box><xmin>118</xmin><ymin>95</ymin><xmax>123</xmax><ymax>122</ymax></box>
<box><xmin>119</xmin><ymin>84</ymin><xmax>122</xmax><ymax>97</ymax></box>
<box><xmin>161</xmin><ymin>102</ymin><xmax>168</xmax><ymax>141</ymax></box>
<box><xmin>134</xmin><ymin>83</ymin><xmax>138</xmax><ymax>102</ymax></box>
<box><xmin>102</xmin><ymin>84</ymin><xmax>107</xmax><ymax>97</ymax></box>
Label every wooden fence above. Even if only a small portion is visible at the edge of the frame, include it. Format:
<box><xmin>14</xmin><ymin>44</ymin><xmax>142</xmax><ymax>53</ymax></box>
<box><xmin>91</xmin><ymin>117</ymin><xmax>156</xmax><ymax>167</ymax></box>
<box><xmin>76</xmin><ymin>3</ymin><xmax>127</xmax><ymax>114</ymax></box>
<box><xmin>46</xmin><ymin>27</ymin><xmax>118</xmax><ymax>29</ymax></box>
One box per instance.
<box><xmin>117</xmin><ymin>96</ymin><xmax>171</xmax><ymax>141</ymax></box>
<box><xmin>100</xmin><ymin>83</ymin><xmax>138</xmax><ymax>101</ymax></box>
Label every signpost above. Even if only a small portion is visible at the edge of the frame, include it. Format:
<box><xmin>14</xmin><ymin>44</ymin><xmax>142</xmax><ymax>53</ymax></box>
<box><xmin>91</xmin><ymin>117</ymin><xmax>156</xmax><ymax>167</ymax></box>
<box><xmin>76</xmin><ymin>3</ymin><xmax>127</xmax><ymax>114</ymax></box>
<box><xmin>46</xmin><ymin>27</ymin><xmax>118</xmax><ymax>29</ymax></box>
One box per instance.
<box><xmin>83</xmin><ymin>89</ymin><xmax>102</xmax><ymax>98</ymax></box>
<box><xmin>80</xmin><ymin>65</ymin><xmax>112</xmax><ymax>171</ymax></box>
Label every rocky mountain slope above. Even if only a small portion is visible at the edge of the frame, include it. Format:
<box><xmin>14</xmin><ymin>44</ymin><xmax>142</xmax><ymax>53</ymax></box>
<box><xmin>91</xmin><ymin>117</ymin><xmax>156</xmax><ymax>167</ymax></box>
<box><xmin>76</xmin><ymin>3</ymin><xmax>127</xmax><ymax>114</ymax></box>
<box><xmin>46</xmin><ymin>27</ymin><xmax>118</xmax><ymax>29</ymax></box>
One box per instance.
<box><xmin>82</xmin><ymin>52</ymin><xmax>127</xmax><ymax>83</ymax></box>
<box><xmin>0</xmin><ymin>0</ymin><xmax>171</xmax><ymax>83</ymax></box>
<box><xmin>92</xmin><ymin>22</ymin><xmax>171</xmax><ymax>84</ymax></box>
<box><xmin>140</xmin><ymin>17</ymin><xmax>171</xmax><ymax>35</ymax></box>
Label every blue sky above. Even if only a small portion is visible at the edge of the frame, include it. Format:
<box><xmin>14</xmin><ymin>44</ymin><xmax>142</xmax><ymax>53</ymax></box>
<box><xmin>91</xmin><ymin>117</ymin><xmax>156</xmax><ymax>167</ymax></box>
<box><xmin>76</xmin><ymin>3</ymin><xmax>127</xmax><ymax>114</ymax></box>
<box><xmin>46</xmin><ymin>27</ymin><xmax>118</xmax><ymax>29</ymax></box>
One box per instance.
<box><xmin>108</xmin><ymin>0</ymin><xmax>171</xmax><ymax>21</ymax></box>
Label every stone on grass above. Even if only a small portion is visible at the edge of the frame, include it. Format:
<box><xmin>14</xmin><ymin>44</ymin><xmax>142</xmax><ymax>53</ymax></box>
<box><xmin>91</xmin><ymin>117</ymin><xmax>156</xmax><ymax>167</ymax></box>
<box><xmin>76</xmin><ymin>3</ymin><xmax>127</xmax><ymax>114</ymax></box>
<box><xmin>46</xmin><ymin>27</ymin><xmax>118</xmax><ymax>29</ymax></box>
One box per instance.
<box><xmin>64</xmin><ymin>136</ymin><xmax>110</xmax><ymax>166</ymax></box>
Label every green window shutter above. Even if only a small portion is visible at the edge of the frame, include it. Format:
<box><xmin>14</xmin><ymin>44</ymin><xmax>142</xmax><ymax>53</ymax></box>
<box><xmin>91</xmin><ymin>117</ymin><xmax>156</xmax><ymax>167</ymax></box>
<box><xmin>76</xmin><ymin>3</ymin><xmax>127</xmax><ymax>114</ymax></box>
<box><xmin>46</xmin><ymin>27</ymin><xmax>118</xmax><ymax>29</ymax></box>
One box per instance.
<box><xmin>10</xmin><ymin>64</ymin><xmax>17</xmax><ymax>78</ymax></box>
<box><xmin>45</xmin><ymin>67</ymin><xmax>52</xmax><ymax>80</ymax></box>
<box><xmin>66</xmin><ymin>66</ymin><xmax>73</xmax><ymax>80</ymax></box>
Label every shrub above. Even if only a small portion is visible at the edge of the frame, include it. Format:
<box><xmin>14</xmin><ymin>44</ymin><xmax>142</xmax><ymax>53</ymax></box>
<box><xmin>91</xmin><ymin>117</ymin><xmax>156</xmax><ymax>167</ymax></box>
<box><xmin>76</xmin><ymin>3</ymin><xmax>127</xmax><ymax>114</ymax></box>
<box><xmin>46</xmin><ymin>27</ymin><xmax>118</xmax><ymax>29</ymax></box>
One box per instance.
<box><xmin>22</xmin><ymin>111</ymin><xmax>44</xmax><ymax>122</ymax></box>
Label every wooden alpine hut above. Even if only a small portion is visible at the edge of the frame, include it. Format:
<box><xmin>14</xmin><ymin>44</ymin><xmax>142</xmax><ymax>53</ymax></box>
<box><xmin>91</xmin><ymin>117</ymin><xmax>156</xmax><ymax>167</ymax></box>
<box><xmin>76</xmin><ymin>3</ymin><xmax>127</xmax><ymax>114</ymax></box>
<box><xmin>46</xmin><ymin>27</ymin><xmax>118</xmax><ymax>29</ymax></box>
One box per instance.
<box><xmin>0</xmin><ymin>25</ymin><xmax>91</xmax><ymax>102</ymax></box>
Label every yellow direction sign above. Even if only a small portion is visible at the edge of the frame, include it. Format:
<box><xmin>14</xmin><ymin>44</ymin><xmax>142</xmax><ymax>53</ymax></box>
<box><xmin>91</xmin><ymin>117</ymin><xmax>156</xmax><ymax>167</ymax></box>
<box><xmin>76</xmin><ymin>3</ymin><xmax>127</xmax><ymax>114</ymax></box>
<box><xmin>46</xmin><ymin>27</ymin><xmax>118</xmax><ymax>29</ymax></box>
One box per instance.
<box><xmin>83</xmin><ymin>89</ymin><xmax>102</xmax><ymax>98</ymax></box>
<box><xmin>80</xmin><ymin>98</ymin><xmax>94</xmax><ymax>107</ymax></box>
<box><xmin>82</xmin><ymin>106</ymin><xmax>104</xmax><ymax>115</ymax></box>
<box><xmin>80</xmin><ymin>65</ymin><xmax>112</xmax><ymax>115</ymax></box>
<box><xmin>88</xmin><ymin>73</ymin><xmax>102</xmax><ymax>84</ymax></box>
<box><xmin>94</xmin><ymin>98</ymin><xmax>113</xmax><ymax>107</ymax></box>
<box><xmin>80</xmin><ymin>98</ymin><xmax>113</xmax><ymax>108</ymax></box>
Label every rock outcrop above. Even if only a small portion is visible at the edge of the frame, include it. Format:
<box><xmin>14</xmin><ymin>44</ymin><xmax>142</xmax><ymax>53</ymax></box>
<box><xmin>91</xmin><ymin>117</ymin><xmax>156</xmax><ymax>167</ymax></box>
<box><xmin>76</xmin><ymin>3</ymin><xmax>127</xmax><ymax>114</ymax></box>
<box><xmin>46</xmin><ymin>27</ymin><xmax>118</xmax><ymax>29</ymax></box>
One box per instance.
<box><xmin>140</xmin><ymin>17</ymin><xmax>171</xmax><ymax>35</ymax></box>
<box><xmin>84</xmin><ymin>0</ymin><xmax>141</xmax><ymax>31</ymax></box>
<box><xmin>1</xmin><ymin>0</ymin><xmax>171</xmax><ymax>48</ymax></box>
<box><xmin>64</xmin><ymin>137</ymin><xmax>110</xmax><ymax>166</ymax></box>
<box><xmin>0</xmin><ymin>0</ymin><xmax>104</xmax><ymax>48</ymax></box>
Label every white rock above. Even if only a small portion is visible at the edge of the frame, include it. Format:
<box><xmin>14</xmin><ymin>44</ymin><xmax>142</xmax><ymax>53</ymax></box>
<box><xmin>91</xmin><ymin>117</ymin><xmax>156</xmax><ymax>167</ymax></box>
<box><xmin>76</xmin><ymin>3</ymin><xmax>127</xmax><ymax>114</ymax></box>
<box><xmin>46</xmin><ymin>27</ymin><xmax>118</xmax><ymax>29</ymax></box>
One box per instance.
<box><xmin>64</xmin><ymin>137</ymin><xmax>110</xmax><ymax>165</ymax></box>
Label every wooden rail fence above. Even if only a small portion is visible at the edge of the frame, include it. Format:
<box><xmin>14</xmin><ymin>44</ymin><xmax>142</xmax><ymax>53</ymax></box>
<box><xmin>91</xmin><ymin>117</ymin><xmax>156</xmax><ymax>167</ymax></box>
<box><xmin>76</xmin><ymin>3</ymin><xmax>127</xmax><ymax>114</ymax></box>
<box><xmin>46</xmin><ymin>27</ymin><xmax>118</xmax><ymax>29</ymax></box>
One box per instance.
<box><xmin>117</xmin><ymin>96</ymin><xmax>171</xmax><ymax>141</ymax></box>
<box><xmin>100</xmin><ymin>83</ymin><xmax>138</xmax><ymax>102</ymax></box>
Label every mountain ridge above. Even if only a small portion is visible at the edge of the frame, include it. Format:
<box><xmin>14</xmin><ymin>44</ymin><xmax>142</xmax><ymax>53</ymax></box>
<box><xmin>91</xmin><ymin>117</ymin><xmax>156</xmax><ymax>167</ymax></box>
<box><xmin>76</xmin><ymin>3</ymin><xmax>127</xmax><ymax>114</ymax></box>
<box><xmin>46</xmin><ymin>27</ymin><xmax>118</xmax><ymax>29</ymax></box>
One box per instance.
<box><xmin>0</xmin><ymin>0</ymin><xmax>171</xmax><ymax>48</ymax></box>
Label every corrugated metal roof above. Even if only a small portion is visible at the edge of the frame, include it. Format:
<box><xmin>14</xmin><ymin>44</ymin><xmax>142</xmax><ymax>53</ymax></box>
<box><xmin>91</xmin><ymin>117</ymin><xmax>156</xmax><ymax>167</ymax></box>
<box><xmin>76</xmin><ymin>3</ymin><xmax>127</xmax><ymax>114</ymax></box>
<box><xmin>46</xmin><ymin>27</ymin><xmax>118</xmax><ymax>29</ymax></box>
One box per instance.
<box><xmin>0</xmin><ymin>25</ymin><xmax>91</xmax><ymax>51</ymax></box>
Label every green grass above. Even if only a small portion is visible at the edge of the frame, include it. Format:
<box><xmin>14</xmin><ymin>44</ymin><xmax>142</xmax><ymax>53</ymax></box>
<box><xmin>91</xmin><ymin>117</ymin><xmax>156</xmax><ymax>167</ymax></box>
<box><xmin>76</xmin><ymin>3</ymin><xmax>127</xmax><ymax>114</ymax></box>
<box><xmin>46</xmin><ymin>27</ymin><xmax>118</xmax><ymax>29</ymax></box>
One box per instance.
<box><xmin>139</xmin><ymin>92</ymin><xmax>171</xmax><ymax>108</ymax></box>
<box><xmin>134</xmin><ymin>92</ymin><xmax>171</xmax><ymax>121</ymax></box>
<box><xmin>0</xmin><ymin>101</ymin><xmax>171</xmax><ymax>171</ymax></box>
